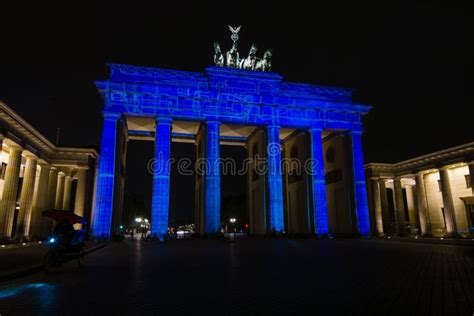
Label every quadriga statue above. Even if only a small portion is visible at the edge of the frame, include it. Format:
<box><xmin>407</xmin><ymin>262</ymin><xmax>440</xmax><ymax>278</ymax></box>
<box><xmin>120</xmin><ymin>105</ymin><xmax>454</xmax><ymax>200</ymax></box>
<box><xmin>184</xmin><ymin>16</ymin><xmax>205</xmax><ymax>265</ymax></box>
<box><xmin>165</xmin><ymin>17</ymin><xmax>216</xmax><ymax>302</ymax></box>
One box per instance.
<box><xmin>213</xmin><ymin>42</ymin><xmax>224</xmax><ymax>67</ymax></box>
<box><xmin>226</xmin><ymin>43</ymin><xmax>240</xmax><ymax>68</ymax></box>
<box><xmin>240</xmin><ymin>44</ymin><xmax>258</xmax><ymax>70</ymax></box>
<box><xmin>255</xmin><ymin>49</ymin><xmax>272</xmax><ymax>72</ymax></box>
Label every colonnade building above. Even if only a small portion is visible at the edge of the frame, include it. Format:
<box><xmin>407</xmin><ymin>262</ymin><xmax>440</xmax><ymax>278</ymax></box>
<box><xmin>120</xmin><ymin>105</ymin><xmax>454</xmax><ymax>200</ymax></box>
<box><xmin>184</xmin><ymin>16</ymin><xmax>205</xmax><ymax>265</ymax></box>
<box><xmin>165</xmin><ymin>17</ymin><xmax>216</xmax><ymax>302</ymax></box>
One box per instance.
<box><xmin>365</xmin><ymin>142</ymin><xmax>474</xmax><ymax>237</ymax></box>
<box><xmin>0</xmin><ymin>101</ymin><xmax>97</xmax><ymax>240</ymax></box>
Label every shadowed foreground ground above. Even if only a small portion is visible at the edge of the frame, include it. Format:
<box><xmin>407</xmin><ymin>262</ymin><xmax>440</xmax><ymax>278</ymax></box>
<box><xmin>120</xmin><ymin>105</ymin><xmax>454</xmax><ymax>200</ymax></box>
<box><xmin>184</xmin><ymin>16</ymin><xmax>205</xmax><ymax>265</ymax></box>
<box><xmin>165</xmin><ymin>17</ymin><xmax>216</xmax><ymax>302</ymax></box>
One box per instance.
<box><xmin>0</xmin><ymin>239</ymin><xmax>473</xmax><ymax>315</ymax></box>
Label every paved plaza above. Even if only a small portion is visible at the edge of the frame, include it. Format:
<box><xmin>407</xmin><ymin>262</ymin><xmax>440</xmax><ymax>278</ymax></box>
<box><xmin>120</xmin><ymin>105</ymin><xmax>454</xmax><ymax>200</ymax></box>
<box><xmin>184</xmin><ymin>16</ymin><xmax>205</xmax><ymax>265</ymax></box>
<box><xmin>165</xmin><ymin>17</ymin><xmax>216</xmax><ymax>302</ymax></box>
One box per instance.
<box><xmin>0</xmin><ymin>239</ymin><xmax>473</xmax><ymax>315</ymax></box>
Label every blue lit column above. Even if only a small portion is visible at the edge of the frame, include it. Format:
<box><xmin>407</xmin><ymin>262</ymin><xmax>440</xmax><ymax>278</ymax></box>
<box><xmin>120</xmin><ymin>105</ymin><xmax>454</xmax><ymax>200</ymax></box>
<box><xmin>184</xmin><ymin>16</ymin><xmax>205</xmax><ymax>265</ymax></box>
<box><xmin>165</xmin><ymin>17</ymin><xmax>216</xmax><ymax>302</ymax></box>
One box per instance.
<box><xmin>150</xmin><ymin>117</ymin><xmax>172</xmax><ymax>240</ymax></box>
<box><xmin>349</xmin><ymin>130</ymin><xmax>371</xmax><ymax>236</ymax></box>
<box><xmin>204</xmin><ymin>121</ymin><xmax>221</xmax><ymax>235</ymax></box>
<box><xmin>92</xmin><ymin>112</ymin><xmax>120</xmax><ymax>238</ymax></box>
<box><xmin>308</xmin><ymin>128</ymin><xmax>329</xmax><ymax>236</ymax></box>
<box><xmin>266</xmin><ymin>125</ymin><xmax>284</xmax><ymax>233</ymax></box>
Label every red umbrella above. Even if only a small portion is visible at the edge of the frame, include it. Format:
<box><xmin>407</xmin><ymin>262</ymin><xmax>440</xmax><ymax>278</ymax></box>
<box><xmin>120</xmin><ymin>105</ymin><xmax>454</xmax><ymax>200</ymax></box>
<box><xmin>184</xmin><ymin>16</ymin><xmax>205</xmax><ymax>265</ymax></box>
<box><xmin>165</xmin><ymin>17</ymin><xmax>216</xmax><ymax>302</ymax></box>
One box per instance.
<box><xmin>42</xmin><ymin>209</ymin><xmax>87</xmax><ymax>225</ymax></box>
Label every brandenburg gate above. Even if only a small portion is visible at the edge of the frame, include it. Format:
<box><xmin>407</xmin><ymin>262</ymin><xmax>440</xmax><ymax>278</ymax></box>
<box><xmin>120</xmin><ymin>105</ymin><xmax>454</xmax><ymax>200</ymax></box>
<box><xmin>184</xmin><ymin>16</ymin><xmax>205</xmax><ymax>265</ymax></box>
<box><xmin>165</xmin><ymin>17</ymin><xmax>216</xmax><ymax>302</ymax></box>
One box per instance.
<box><xmin>91</xmin><ymin>28</ymin><xmax>372</xmax><ymax>239</ymax></box>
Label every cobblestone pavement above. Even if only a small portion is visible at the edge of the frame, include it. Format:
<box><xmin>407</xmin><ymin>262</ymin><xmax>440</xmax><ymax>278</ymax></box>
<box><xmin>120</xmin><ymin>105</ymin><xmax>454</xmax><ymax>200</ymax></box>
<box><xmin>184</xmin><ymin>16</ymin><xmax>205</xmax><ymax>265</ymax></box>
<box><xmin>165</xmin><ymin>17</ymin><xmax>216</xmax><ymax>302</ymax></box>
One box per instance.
<box><xmin>0</xmin><ymin>239</ymin><xmax>472</xmax><ymax>315</ymax></box>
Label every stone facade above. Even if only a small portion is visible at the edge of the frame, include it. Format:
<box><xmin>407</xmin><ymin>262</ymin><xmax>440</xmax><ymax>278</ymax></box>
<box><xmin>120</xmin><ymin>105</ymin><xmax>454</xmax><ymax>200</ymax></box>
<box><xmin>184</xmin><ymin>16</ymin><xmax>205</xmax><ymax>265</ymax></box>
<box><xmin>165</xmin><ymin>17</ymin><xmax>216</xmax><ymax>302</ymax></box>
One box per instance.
<box><xmin>365</xmin><ymin>142</ymin><xmax>474</xmax><ymax>237</ymax></box>
<box><xmin>0</xmin><ymin>101</ymin><xmax>98</xmax><ymax>240</ymax></box>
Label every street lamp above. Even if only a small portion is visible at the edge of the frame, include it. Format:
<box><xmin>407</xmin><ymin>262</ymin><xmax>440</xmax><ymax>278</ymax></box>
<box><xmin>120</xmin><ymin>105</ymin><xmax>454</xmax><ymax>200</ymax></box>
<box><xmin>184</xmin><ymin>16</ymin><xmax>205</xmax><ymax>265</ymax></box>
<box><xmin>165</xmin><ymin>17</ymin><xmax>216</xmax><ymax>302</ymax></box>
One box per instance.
<box><xmin>133</xmin><ymin>218</ymin><xmax>144</xmax><ymax>239</ymax></box>
<box><xmin>229</xmin><ymin>218</ymin><xmax>236</xmax><ymax>240</ymax></box>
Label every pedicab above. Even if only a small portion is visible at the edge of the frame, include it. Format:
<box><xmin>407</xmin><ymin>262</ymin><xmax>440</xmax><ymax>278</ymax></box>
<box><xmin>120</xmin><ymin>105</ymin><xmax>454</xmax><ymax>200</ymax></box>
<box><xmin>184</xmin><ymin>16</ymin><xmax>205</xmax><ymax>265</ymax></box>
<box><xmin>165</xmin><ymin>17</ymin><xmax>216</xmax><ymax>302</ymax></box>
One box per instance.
<box><xmin>42</xmin><ymin>209</ymin><xmax>87</xmax><ymax>273</ymax></box>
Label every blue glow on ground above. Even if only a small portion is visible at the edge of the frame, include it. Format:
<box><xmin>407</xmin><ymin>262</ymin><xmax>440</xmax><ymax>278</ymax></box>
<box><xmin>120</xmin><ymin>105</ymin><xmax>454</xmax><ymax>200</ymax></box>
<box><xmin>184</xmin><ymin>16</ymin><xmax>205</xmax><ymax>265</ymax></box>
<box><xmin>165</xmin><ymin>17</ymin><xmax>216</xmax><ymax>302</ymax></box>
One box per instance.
<box><xmin>0</xmin><ymin>283</ymin><xmax>49</xmax><ymax>299</ymax></box>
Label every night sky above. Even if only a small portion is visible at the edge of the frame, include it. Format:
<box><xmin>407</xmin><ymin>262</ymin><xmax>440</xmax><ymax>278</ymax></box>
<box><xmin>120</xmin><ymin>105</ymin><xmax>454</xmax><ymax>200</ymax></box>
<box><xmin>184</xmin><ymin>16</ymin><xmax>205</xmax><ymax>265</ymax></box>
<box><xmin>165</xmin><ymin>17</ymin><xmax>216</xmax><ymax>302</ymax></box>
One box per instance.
<box><xmin>1</xmin><ymin>2</ymin><xmax>472</xmax><ymax>224</ymax></box>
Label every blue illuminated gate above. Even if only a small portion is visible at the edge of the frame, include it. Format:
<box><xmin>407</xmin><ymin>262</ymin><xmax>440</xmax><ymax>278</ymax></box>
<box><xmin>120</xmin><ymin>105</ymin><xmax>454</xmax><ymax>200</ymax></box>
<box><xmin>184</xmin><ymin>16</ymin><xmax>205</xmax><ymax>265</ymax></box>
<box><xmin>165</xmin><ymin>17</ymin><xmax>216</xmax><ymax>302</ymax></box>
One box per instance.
<box><xmin>91</xmin><ymin>64</ymin><xmax>371</xmax><ymax>239</ymax></box>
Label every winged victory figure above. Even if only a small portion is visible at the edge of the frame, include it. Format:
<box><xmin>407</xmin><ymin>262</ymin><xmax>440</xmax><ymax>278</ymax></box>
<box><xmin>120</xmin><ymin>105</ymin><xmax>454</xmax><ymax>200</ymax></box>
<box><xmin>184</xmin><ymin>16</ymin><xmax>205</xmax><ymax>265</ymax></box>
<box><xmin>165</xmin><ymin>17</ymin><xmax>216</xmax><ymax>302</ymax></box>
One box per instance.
<box><xmin>228</xmin><ymin>25</ymin><xmax>241</xmax><ymax>42</ymax></box>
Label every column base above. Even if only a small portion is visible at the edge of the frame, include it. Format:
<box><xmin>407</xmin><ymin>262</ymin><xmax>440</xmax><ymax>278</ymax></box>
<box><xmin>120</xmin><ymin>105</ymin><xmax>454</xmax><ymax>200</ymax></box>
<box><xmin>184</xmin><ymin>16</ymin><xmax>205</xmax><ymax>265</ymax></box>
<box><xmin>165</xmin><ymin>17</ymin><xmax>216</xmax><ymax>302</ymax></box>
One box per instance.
<box><xmin>396</xmin><ymin>232</ymin><xmax>409</xmax><ymax>237</ymax></box>
<box><xmin>147</xmin><ymin>234</ymin><xmax>165</xmax><ymax>242</ymax></box>
<box><xmin>13</xmin><ymin>236</ymin><xmax>30</xmax><ymax>243</ymax></box>
<box><xmin>0</xmin><ymin>237</ymin><xmax>13</xmax><ymax>244</ymax></box>
<box><xmin>93</xmin><ymin>234</ymin><xmax>111</xmax><ymax>241</ymax></box>
<box><xmin>420</xmin><ymin>233</ymin><xmax>435</xmax><ymax>238</ymax></box>
<box><xmin>199</xmin><ymin>232</ymin><xmax>223</xmax><ymax>240</ymax></box>
<box><xmin>287</xmin><ymin>233</ymin><xmax>313</xmax><ymax>239</ymax></box>
<box><xmin>266</xmin><ymin>230</ymin><xmax>286</xmax><ymax>238</ymax></box>
<box><xmin>444</xmin><ymin>232</ymin><xmax>462</xmax><ymax>238</ymax></box>
<box><xmin>313</xmin><ymin>233</ymin><xmax>333</xmax><ymax>239</ymax></box>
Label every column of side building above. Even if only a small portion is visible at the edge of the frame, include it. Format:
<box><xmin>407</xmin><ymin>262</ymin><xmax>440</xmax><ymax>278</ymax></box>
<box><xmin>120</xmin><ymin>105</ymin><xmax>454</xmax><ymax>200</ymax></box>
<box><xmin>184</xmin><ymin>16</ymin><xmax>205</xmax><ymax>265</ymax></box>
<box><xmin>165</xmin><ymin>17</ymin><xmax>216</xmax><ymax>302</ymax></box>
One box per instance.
<box><xmin>365</xmin><ymin>142</ymin><xmax>474</xmax><ymax>237</ymax></box>
<box><xmin>0</xmin><ymin>101</ymin><xmax>97</xmax><ymax>241</ymax></box>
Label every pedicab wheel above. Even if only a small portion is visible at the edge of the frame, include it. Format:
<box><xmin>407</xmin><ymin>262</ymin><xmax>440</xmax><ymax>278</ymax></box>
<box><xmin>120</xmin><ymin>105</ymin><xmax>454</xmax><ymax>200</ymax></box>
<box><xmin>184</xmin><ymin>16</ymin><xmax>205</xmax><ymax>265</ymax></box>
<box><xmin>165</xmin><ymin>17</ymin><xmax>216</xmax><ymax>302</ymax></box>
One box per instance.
<box><xmin>44</xmin><ymin>251</ymin><xmax>57</xmax><ymax>273</ymax></box>
<box><xmin>77</xmin><ymin>247</ymin><xmax>85</xmax><ymax>267</ymax></box>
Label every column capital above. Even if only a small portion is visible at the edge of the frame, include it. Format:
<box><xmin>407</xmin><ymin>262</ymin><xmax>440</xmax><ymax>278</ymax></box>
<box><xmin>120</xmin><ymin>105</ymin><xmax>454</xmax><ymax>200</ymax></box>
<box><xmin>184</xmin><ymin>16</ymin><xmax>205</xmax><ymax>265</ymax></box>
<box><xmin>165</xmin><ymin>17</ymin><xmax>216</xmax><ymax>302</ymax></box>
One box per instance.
<box><xmin>5</xmin><ymin>143</ymin><xmax>23</xmax><ymax>152</ymax></box>
<box><xmin>37</xmin><ymin>160</ymin><xmax>51</xmax><ymax>167</ymax></box>
<box><xmin>205</xmin><ymin>120</ymin><xmax>222</xmax><ymax>126</ymax></box>
<box><xmin>378</xmin><ymin>179</ymin><xmax>389</xmax><ymax>190</ymax></box>
<box><xmin>58</xmin><ymin>167</ymin><xmax>73</xmax><ymax>176</ymax></box>
<box><xmin>102</xmin><ymin>112</ymin><xmax>121</xmax><ymax>120</ymax></box>
<box><xmin>308</xmin><ymin>127</ymin><xmax>323</xmax><ymax>134</ymax></box>
<box><xmin>394</xmin><ymin>176</ymin><xmax>404</xmax><ymax>181</ymax></box>
<box><xmin>39</xmin><ymin>165</ymin><xmax>51</xmax><ymax>172</ymax></box>
<box><xmin>414</xmin><ymin>169</ymin><xmax>428</xmax><ymax>176</ymax></box>
<box><xmin>438</xmin><ymin>164</ymin><xmax>452</xmax><ymax>171</ymax></box>
<box><xmin>349</xmin><ymin>129</ymin><xmax>364</xmax><ymax>135</ymax></box>
<box><xmin>23</xmin><ymin>152</ymin><xmax>38</xmax><ymax>160</ymax></box>
<box><xmin>73</xmin><ymin>167</ymin><xmax>88</xmax><ymax>180</ymax></box>
<box><xmin>75</xmin><ymin>165</ymin><xmax>89</xmax><ymax>170</ymax></box>
<box><xmin>155</xmin><ymin>117</ymin><xmax>173</xmax><ymax>125</ymax></box>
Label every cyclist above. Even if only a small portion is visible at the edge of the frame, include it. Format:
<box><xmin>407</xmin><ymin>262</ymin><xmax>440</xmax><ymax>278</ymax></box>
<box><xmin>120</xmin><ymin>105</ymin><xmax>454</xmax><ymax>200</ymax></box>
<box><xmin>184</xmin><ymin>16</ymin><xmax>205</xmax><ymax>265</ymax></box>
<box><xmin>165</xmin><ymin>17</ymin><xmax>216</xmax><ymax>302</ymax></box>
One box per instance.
<box><xmin>53</xmin><ymin>219</ymin><xmax>75</xmax><ymax>249</ymax></box>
